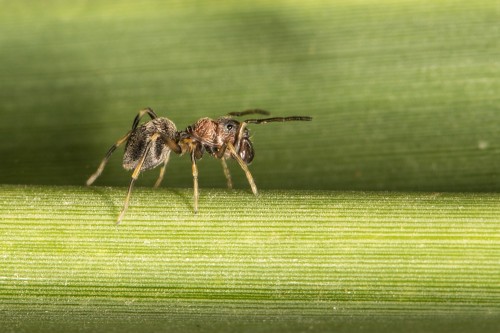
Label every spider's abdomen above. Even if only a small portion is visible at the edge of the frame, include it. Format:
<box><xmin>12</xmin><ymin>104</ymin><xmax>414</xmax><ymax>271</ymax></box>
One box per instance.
<box><xmin>123</xmin><ymin>117</ymin><xmax>177</xmax><ymax>171</ymax></box>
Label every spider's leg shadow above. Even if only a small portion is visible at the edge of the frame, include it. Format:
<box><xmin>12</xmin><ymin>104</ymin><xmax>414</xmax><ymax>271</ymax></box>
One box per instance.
<box><xmin>168</xmin><ymin>188</ymin><xmax>192</xmax><ymax>211</ymax></box>
<box><xmin>85</xmin><ymin>186</ymin><xmax>119</xmax><ymax>220</ymax></box>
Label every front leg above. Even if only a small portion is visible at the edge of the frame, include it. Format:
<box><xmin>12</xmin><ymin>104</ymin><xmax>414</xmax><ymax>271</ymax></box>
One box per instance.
<box><xmin>220</xmin><ymin>158</ymin><xmax>233</xmax><ymax>190</ymax></box>
<box><xmin>227</xmin><ymin>142</ymin><xmax>258</xmax><ymax>196</ymax></box>
<box><xmin>212</xmin><ymin>143</ymin><xmax>233</xmax><ymax>190</ymax></box>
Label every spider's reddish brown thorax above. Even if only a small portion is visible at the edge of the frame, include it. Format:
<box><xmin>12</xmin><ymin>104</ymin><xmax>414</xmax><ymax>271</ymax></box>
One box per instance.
<box><xmin>185</xmin><ymin>118</ymin><xmax>219</xmax><ymax>146</ymax></box>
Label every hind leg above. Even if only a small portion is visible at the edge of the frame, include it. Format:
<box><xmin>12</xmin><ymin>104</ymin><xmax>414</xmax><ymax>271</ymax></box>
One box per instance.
<box><xmin>86</xmin><ymin>108</ymin><xmax>159</xmax><ymax>186</ymax></box>
<box><xmin>86</xmin><ymin>131</ymin><xmax>131</xmax><ymax>186</ymax></box>
<box><xmin>117</xmin><ymin>134</ymin><xmax>158</xmax><ymax>224</ymax></box>
<box><xmin>153</xmin><ymin>150</ymin><xmax>171</xmax><ymax>188</ymax></box>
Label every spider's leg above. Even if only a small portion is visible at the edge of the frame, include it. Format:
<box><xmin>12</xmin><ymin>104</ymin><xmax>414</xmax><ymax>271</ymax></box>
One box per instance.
<box><xmin>191</xmin><ymin>151</ymin><xmax>199</xmax><ymax>213</ymax></box>
<box><xmin>153</xmin><ymin>150</ymin><xmax>171</xmax><ymax>188</ymax></box>
<box><xmin>117</xmin><ymin>134</ymin><xmax>158</xmax><ymax>224</ymax></box>
<box><xmin>86</xmin><ymin>108</ymin><xmax>159</xmax><ymax>186</ymax></box>
<box><xmin>131</xmin><ymin>107</ymin><xmax>158</xmax><ymax>130</ymax></box>
<box><xmin>213</xmin><ymin>144</ymin><xmax>233</xmax><ymax>190</ymax></box>
<box><xmin>227</xmin><ymin>109</ymin><xmax>270</xmax><ymax>117</ymax></box>
<box><xmin>232</xmin><ymin>115</ymin><xmax>312</xmax><ymax>153</ymax></box>
<box><xmin>153</xmin><ymin>133</ymin><xmax>183</xmax><ymax>188</ymax></box>
<box><xmin>86</xmin><ymin>131</ymin><xmax>131</xmax><ymax>186</ymax></box>
<box><xmin>220</xmin><ymin>158</ymin><xmax>233</xmax><ymax>190</ymax></box>
<box><xmin>227</xmin><ymin>142</ymin><xmax>257</xmax><ymax>196</ymax></box>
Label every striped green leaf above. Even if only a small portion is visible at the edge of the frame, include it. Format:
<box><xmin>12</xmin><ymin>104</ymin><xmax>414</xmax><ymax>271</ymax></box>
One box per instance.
<box><xmin>1</xmin><ymin>185</ymin><xmax>498</xmax><ymax>332</ymax></box>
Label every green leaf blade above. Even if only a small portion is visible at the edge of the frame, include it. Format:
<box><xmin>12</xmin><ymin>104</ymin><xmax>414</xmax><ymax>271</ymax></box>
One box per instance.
<box><xmin>1</xmin><ymin>185</ymin><xmax>499</xmax><ymax>332</ymax></box>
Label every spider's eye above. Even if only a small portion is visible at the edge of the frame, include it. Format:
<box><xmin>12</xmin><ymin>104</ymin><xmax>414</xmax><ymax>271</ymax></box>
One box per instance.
<box><xmin>225</xmin><ymin>123</ymin><xmax>234</xmax><ymax>131</ymax></box>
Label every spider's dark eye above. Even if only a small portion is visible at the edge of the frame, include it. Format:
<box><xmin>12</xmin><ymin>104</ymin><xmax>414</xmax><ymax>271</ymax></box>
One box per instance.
<box><xmin>225</xmin><ymin>123</ymin><xmax>234</xmax><ymax>131</ymax></box>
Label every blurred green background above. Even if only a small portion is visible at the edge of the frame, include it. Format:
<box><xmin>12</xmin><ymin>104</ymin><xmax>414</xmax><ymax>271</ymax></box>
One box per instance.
<box><xmin>0</xmin><ymin>0</ymin><xmax>499</xmax><ymax>191</ymax></box>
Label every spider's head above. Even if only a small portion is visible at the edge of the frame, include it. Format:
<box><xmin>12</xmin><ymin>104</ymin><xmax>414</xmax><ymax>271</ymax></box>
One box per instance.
<box><xmin>216</xmin><ymin>117</ymin><xmax>239</xmax><ymax>143</ymax></box>
<box><xmin>217</xmin><ymin>117</ymin><xmax>254</xmax><ymax>164</ymax></box>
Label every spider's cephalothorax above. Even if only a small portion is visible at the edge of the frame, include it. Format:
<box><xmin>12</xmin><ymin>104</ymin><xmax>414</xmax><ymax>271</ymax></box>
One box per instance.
<box><xmin>86</xmin><ymin>108</ymin><xmax>312</xmax><ymax>223</ymax></box>
<box><xmin>180</xmin><ymin>117</ymin><xmax>254</xmax><ymax>164</ymax></box>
